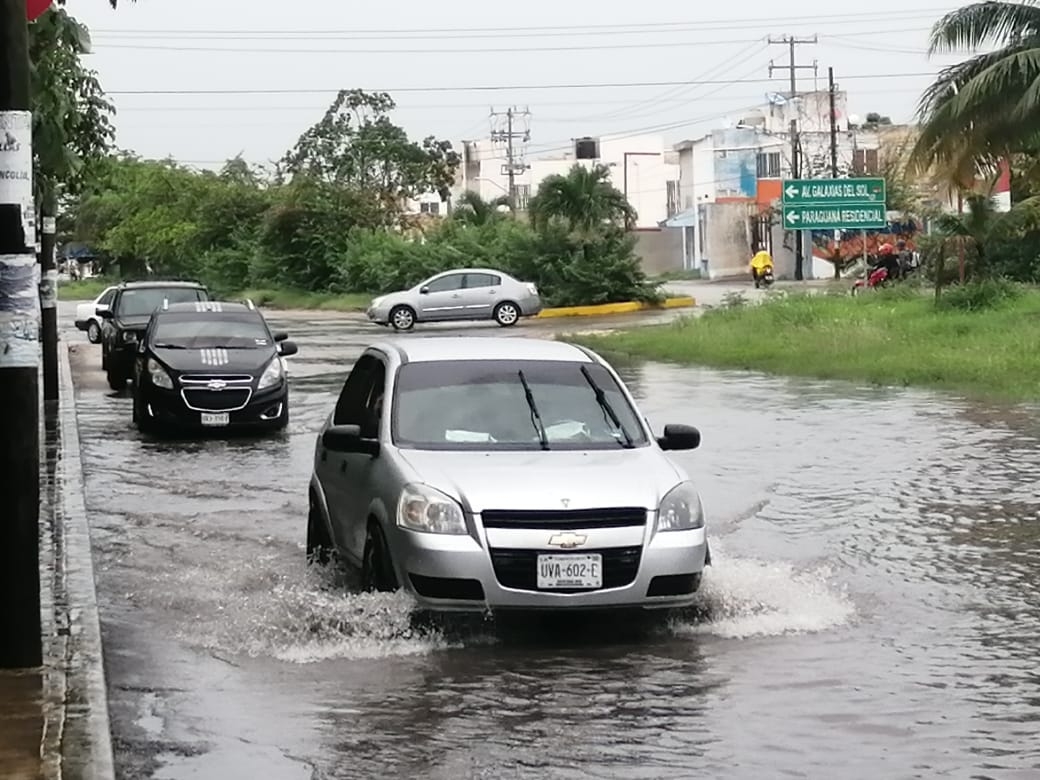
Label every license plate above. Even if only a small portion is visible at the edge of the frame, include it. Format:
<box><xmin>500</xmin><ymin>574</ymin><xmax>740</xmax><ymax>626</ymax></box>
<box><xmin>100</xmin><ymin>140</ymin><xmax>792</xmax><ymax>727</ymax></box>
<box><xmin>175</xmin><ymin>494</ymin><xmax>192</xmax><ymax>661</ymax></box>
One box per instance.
<box><xmin>200</xmin><ymin>412</ymin><xmax>229</xmax><ymax>427</ymax></box>
<box><xmin>536</xmin><ymin>554</ymin><xmax>602</xmax><ymax>589</ymax></box>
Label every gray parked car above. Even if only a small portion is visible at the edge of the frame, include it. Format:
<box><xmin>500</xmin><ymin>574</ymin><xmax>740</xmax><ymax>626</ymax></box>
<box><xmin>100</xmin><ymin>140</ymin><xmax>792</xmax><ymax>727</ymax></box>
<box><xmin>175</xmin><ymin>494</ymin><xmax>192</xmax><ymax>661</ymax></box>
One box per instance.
<box><xmin>307</xmin><ymin>336</ymin><xmax>709</xmax><ymax>613</ymax></box>
<box><xmin>365</xmin><ymin>268</ymin><xmax>542</xmax><ymax>331</ymax></box>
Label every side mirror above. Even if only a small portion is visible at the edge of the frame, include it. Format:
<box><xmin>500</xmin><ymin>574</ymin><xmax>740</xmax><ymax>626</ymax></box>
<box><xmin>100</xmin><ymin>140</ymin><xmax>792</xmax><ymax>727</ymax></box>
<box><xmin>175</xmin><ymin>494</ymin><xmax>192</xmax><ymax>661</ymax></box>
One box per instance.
<box><xmin>322</xmin><ymin>424</ymin><xmax>379</xmax><ymax>456</ymax></box>
<box><xmin>272</xmin><ymin>331</ymin><xmax>289</xmax><ymax>342</ymax></box>
<box><xmin>96</xmin><ymin>308</ymin><xmax>114</xmax><ymax>319</ymax></box>
<box><xmin>277</xmin><ymin>339</ymin><xmax>298</xmax><ymax>357</ymax></box>
<box><xmin>419</xmin><ymin>286</ymin><xmax>430</xmax><ymax>295</ymax></box>
<box><xmin>657</xmin><ymin>424</ymin><xmax>700</xmax><ymax>451</ymax></box>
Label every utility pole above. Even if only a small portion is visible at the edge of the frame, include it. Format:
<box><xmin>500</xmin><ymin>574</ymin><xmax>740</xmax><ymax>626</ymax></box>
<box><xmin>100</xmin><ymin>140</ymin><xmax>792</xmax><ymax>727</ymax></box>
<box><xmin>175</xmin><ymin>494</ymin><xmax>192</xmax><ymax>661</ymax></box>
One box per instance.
<box><xmin>828</xmin><ymin>67</ymin><xmax>839</xmax><ymax>178</ymax></box>
<box><xmin>40</xmin><ymin>192</ymin><xmax>57</xmax><ymax>401</ymax></box>
<box><xmin>0</xmin><ymin>0</ymin><xmax>43</xmax><ymax>669</ymax></box>
<box><xmin>769</xmin><ymin>34</ymin><xmax>817</xmax><ymax>280</ymax></box>
<box><xmin>490</xmin><ymin>106</ymin><xmax>530</xmax><ymax>211</ymax></box>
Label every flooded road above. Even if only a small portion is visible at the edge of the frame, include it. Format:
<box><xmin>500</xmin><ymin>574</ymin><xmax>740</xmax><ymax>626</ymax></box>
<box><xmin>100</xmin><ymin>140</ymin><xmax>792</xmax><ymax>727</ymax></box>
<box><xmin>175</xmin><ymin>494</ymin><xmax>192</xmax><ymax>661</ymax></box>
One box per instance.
<box><xmin>62</xmin><ymin>305</ymin><xmax>1040</xmax><ymax>779</ymax></box>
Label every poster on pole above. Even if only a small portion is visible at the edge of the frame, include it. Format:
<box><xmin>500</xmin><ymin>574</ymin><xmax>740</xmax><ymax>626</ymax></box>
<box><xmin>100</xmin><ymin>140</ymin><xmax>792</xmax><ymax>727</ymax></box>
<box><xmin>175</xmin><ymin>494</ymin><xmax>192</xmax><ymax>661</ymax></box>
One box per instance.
<box><xmin>0</xmin><ymin>254</ymin><xmax>41</xmax><ymax>368</ymax></box>
<box><xmin>0</xmin><ymin>111</ymin><xmax>34</xmax><ymax>247</ymax></box>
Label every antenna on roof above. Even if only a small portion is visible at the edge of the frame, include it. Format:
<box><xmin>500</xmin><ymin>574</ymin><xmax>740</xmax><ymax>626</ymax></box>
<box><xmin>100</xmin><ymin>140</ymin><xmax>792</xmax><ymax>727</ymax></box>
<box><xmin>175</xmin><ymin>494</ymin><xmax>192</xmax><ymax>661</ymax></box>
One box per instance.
<box><xmin>161</xmin><ymin>298</ymin><xmax>169</xmax><ymax>310</ymax></box>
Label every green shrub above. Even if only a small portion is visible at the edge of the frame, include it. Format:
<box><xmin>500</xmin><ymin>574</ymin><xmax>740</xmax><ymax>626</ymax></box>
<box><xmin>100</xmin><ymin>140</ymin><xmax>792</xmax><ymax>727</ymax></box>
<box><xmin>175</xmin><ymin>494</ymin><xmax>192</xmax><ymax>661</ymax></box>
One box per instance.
<box><xmin>936</xmin><ymin>278</ymin><xmax>1022</xmax><ymax>312</ymax></box>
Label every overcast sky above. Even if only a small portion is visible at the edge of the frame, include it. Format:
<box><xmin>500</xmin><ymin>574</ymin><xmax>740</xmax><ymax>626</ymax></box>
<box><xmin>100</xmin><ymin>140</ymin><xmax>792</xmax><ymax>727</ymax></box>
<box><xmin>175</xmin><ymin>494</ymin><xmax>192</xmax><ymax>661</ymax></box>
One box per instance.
<box><xmin>64</xmin><ymin>0</ymin><xmax>969</xmax><ymax>169</ymax></box>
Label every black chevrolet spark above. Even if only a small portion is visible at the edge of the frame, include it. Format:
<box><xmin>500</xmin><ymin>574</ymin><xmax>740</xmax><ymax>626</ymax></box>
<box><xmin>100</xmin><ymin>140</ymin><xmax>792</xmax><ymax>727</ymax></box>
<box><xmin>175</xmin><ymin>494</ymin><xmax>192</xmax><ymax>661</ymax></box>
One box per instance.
<box><xmin>131</xmin><ymin>301</ymin><xmax>298</xmax><ymax>434</ymax></box>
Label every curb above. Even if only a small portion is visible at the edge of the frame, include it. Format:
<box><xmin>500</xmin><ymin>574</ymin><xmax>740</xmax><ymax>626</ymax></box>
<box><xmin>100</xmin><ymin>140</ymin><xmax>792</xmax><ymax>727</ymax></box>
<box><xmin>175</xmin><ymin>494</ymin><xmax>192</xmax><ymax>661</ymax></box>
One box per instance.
<box><xmin>536</xmin><ymin>296</ymin><xmax>696</xmax><ymax>319</ymax></box>
<box><xmin>50</xmin><ymin>343</ymin><xmax>116</xmax><ymax>780</ymax></box>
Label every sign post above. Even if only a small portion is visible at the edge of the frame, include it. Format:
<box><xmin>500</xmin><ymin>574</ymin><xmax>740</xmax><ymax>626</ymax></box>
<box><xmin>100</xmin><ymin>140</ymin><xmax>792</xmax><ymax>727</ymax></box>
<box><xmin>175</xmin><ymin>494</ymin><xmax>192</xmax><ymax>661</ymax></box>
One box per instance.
<box><xmin>781</xmin><ymin>177</ymin><xmax>887</xmax><ymax>279</ymax></box>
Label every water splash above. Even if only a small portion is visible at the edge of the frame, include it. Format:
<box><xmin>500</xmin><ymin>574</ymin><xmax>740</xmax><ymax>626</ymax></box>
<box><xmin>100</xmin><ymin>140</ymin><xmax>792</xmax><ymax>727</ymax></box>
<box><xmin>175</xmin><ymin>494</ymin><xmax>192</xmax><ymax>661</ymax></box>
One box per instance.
<box><xmin>673</xmin><ymin>544</ymin><xmax>855</xmax><ymax>640</ymax></box>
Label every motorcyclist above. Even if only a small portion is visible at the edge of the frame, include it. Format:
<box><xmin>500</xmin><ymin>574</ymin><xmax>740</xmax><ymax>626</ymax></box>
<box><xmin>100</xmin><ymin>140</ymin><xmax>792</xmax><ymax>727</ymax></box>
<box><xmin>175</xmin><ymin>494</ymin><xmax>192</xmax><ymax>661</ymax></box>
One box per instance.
<box><xmin>875</xmin><ymin>243</ymin><xmax>901</xmax><ymax>281</ymax></box>
<box><xmin>749</xmin><ymin>246</ymin><xmax>774</xmax><ymax>288</ymax></box>
<box><xmin>896</xmin><ymin>240</ymin><xmax>915</xmax><ymax>277</ymax></box>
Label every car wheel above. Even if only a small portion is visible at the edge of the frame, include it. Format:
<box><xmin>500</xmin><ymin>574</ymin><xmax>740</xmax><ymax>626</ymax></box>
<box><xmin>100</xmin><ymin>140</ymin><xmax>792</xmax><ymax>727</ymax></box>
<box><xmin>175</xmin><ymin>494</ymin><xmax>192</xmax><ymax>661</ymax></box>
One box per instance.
<box><xmin>107</xmin><ymin>369</ymin><xmax>126</xmax><ymax>392</ymax></box>
<box><xmin>86</xmin><ymin>321</ymin><xmax>101</xmax><ymax>344</ymax></box>
<box><xmin>361</xmin><ymin>522</ymin><xmax>398</xmax><ymax>592</ymax></box>
<box><xmin>306</xmin><ymin>493</ymin><xmax>334</xmax><ymax>566</ymax></box>
<box><xmin>493</xmin><ymin>301</ymin><xmax>520</xmax><ymax>327</ymax></box>
<box><xmin>133</xmin><ymin>391</ymin><xmax>158</xmax><ymax>434</ymax></box>
<box><xmin>389</xmin><ymin>305</ymin><xmax>416</xmax><ymax>332</ymax></box>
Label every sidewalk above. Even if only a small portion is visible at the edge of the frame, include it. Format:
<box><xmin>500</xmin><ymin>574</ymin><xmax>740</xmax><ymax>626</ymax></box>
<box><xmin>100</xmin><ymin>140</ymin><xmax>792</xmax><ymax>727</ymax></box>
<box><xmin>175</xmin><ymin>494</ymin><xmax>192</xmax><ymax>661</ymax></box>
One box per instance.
<box><xmin>2</xmin><ymin>344</ymin><xmax>116</xmax><ymax>780</ymax></box>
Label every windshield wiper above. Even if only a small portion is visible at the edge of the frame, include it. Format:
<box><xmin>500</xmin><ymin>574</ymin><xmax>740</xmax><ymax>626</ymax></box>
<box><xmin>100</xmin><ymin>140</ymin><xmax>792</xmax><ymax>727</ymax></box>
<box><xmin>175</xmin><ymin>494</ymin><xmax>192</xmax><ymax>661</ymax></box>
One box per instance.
<box><xmin>152</xmin><ymin>342</ymin><xmax>187</xmax><ymax>349</ymax></box>
<box><xmin>580</xmin><ymin>366</ymin><xmax>634</xmax><ymax>449</ymax></box>
<box><xmin>517</xmin><ymin>370</ymin><xmax>550</xmax><ymax>450</ymax></box>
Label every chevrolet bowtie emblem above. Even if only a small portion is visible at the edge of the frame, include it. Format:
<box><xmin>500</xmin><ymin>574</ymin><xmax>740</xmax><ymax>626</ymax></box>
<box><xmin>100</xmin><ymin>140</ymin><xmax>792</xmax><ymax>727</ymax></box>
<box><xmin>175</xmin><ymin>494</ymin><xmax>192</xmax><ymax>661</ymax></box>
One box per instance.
<box><xmin>548</xmin><ymin>532</ymin><xmax>587</xmax><ymax>549</ymax></box>
<box><xmin>207</xmin><ymin>380</ymin><xmax>227</xmax><ymax>391</ymax></box>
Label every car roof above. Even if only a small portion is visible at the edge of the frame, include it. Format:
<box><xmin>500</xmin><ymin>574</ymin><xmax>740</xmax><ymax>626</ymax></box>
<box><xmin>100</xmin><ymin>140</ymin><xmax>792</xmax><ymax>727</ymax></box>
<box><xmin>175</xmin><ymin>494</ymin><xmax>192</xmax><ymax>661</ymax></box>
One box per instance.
<box><xmin>118</xmin><ymin>280</ymin><xmax>206</xmax><ymax>290</ymax></box>
<box><xmin>159</xmin><ymin>301</ymin><xmax>256</xmax><ymax>314</ymax></box>
<box><xmin>429</xmin><ymin>268</ymin><xmax>513</xmax><ymax>277</ymax></box>
<box><xmin>374</xmin><ymin>337</ymin><xmax>594</xmax><ymax>364</ymax></box>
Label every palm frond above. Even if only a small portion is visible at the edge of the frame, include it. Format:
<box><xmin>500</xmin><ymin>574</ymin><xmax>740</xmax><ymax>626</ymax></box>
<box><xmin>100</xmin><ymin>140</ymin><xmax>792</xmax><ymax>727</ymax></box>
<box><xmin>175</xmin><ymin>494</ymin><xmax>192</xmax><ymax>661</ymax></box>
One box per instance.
<box><xmin>928</xmin><ymin>1</ymin><xmax>1040</xmax><ymax>55</ymax></box>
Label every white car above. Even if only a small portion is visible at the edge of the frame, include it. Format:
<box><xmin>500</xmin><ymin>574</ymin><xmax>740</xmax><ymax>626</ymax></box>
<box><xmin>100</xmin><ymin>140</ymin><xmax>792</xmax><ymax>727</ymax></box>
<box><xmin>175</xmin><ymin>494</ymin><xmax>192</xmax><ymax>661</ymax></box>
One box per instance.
<box><xmin>74</xmin><ymin>285</ymin><xmax>116</xmax><ymax>343</ymax></box>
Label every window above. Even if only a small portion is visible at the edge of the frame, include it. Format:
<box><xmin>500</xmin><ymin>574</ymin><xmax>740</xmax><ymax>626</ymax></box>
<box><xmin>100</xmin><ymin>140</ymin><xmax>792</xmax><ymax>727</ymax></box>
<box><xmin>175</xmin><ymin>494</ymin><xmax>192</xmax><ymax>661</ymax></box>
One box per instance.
<box><xmin>391</xmin><ymin>359</ymin><xmax>648</xmax><ymax>451</ymax></box>
<box><xmin>853</xmin><ymin>148</ymin><xmax>879</xmax><ymax>175</ymax></box>
<box><xmin>115</xmin><ymin>287</ymin><xmax>205</xmax><ymax>317</ymax></box>
<box><xmin>420</xmin><ymin>201</ymin><xmax>440</xmax><ymax>215</ymax></box>
<box><xmin>514</xmin><ymin>184</ymin><xmax>531</xmax><ymax>211</ymax></box>
<box><xmin>424</xmin><ymin>274</ymin><xmax>465</xmax><ymax>293</ymax></box>
<box><xmin>464</xmin><ymin>273</ymin><xmax>501</xmax><ymax>289</ymax></box>
<box><xmin>360</xmin><ymin>361</ymin><xmax>386</xmax><ymax>439</ymax></box>
<box><xmin>333</xmin><ymin>354</ymin><xmax>378</xmax><ymax>426</ymax></box>
<box><xmin>756</xmin><ymin>151</ymin><xmax>781</xmax><ymax>178</ymax></box>
<box><xmin>153</xmin><ymin>315</ymin><xmax>270</xmax><ymax>349</ymax></box>
<box><xmin>98</xmin><ymin>288</ymin><xmax>116</xmax><ymax>306</ymax></box>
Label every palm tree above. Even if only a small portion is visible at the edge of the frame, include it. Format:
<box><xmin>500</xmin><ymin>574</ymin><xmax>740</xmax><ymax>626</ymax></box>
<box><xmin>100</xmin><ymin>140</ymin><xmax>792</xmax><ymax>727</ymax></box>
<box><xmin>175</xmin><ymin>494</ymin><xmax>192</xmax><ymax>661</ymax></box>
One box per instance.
<box><xmin>452</xmin><ymin>191</ymin><xmax>511</xmax><ymax>227</ymax></box>
<box><xmin>912</xmin><ymin>1</ymin><xmax>1040</xmax><ymax>175</ymax></box>
<box><xmin>528</xmin><ymin>164</ymin><xmax>637</xmax><ymax>234</ymax></box>
<box><xmin>932</xmin><ymin>190</ymin><xmax>1040</xmax><ymax>279</ymax></box>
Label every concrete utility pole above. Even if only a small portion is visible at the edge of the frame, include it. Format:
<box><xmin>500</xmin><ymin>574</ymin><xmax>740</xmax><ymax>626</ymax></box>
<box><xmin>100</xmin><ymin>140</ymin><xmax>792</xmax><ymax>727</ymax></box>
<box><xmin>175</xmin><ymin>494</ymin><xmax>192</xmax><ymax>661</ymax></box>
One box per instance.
<box><xmin>490</xmin><ymin>106</ymin><xmax>530</xmax><ymax>211</ymax></box>
<box><xmin>0</xmin><ymin>0</ymin><xmax>43</xmax><ymax>669</ymax></box>
<box><xmin>769</xmin><ymin>34</ymin><xmax>817</xmax><ymax>280</ymax></box>
<box><xmin>828</xmin><ymin>66</ymin><xmax>839</xmax><ymax>179</ymax></box>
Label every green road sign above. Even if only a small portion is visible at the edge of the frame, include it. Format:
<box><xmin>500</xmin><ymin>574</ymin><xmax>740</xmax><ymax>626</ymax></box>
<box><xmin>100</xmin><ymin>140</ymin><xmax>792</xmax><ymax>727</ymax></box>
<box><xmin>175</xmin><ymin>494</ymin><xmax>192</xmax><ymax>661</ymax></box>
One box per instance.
<box><xmin>781</xmin><ymin>204</ymin><xmax>887</xmax><ymax>230</ymax></box>
<box><xmin>781</xmin><ymin>177</ymin><xmax>886</xmax><ymax>206</ymax></box>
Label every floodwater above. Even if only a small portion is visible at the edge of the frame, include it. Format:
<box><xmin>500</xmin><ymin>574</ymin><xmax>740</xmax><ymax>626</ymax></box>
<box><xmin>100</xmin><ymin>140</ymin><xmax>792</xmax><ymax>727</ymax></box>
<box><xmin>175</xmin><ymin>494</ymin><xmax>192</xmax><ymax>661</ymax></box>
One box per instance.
<box><xmin>62</xmin><ymin>305</ymin><xmax>1040</xmax><ymax>779</ymax></box>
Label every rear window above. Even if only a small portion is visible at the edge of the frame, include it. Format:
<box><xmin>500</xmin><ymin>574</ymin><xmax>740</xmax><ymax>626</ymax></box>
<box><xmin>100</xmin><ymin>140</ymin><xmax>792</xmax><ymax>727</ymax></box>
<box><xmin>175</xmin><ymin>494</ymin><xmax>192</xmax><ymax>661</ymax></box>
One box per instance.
<box><xmin>392</xmin><ymin>359</ymin><xmax>647</xmax><ymax>451</ymax></box>
<box><xmin>116</xmin><ymin>287</ymin><xmax>206</xmax><ymax>317</ymax></box>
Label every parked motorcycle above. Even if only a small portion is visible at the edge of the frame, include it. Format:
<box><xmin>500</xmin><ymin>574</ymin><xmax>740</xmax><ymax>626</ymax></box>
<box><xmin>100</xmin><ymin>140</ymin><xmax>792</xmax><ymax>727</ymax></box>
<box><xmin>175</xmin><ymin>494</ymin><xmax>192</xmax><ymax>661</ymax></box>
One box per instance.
<box><xmin>755</xmin><ymin>266</ymin><xmax>775</xmax><ymax>289</ymax></box>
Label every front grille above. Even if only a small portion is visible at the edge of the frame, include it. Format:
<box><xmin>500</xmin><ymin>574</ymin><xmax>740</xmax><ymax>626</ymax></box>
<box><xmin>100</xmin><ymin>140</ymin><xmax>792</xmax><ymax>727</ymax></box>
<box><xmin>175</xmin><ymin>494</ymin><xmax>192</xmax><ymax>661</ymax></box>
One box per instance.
<box><xmin>489</xmin><ymin>546</ymin><xmax>642</xmax><ymax>593</ymax></box>
<box><xmin>179</xmin><ymin>374</ymin><xmax>253</xmax><ymax>384</ymax></box>
<box><xmin>481</xmin><ymin>507</ymin><xmax>646</xmax><ymax>529</ymax></box>
<box><xmin>181</xmin><ymin>388</ymin><xmax>251</xmax><ymax>412</ymax></box>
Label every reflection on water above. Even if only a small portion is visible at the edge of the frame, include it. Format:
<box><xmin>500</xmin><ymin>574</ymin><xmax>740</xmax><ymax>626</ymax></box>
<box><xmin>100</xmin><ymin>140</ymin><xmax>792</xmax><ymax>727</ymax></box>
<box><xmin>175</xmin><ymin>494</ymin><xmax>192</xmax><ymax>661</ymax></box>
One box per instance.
<box><xmin>70</xmin><ymin>317</ymin><xmax>1040</xmax><ymax>778</ymax></box>
<box><xmin>0</xmin><ymin>671</ymin><xmax>44</xmax><ymax>780</ymax></box>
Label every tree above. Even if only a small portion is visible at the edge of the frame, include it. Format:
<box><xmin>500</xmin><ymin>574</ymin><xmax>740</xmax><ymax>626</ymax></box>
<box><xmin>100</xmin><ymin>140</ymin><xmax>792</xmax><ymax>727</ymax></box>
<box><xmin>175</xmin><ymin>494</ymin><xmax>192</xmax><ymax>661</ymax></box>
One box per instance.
<box><xmin>912</xmin><ymin>1</ymin><xmax>1040</xmax><ymax>175</ymax></box>
<box><xmin>528</xmin><ymin>164</ymin><xmax>637</xmax><ymax>234</ymax></box>
<box><xmin>452</xmin><ymin>191</ymin><xmax>511</xmax><ymax>227</ymax></box>
<box><xmin>280</xmin><ymin>89</ymin><xmax>460</xmax><ymax>224</ymax></box>
<box><xmin>932</xmin><ymin>191</ymin><xmax>1040</xmax><ymax>281</ymax></box>
<box><xmin>29</xmin><ymin>6</ymin><xmax>115</xmax><ymax>207</ymax></box>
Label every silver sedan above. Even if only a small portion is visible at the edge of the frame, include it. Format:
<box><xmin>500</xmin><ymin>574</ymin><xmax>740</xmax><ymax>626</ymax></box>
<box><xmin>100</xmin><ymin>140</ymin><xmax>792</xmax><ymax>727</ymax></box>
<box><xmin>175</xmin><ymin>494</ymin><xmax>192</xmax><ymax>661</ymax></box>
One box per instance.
<box><xmin>365</xmin><ymin>268</ymin><xmax>543</xmax><ymax>331</ymax></box>
<box><xmin>307</xmin><ymin>337</ymin><xmax>709</xmax><ymax>613</ymax></box>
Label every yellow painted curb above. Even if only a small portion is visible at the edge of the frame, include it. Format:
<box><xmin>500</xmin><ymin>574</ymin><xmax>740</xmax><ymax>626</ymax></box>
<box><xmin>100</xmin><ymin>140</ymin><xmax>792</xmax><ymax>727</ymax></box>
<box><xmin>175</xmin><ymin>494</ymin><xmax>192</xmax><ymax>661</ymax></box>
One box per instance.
<box><xmin>537</xmin><ymin>296</ymin><xmax>696</xmax><ymax>319</ymax></box>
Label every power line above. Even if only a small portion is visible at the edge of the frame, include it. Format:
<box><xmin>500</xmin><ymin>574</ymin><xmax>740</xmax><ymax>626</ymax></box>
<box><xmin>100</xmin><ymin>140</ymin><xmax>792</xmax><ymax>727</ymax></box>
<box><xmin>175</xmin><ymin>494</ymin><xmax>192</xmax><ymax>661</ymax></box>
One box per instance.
<box><xmin>104</xmin><ymin>72</ymin><xmax>941</xmax><ymax>97</ymax></box>
<box><xmin>85</xmin><ymin>8</ymin><xmax>952</xmax><ymax>37</ymax></box>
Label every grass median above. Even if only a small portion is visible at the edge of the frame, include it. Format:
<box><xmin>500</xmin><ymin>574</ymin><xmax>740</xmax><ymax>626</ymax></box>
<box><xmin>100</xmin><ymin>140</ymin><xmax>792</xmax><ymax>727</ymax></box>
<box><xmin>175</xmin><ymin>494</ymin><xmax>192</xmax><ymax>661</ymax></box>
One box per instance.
<box><xmin>572</xmin><ymin>286</ymin><xmax>1040</xmax><ymax>402</ymax></box>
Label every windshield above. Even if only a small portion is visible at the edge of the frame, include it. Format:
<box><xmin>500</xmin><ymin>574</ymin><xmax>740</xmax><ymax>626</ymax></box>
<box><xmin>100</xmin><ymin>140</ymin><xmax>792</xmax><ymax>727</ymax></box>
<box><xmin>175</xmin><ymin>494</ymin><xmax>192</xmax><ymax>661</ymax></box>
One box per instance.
<box><xmin>152</xmin><ymin>316</ymin><xmax>271</xmax><ymax>349</ymax></box>
<box><xmin>116</xmin><ymin>288</ymin><xmax>205</xmax><ymax>317</ymax></box>
<box><xmin>392</xmin><ymin>359</ymin><xmax>648</xmax><ymax>450</ymax></box>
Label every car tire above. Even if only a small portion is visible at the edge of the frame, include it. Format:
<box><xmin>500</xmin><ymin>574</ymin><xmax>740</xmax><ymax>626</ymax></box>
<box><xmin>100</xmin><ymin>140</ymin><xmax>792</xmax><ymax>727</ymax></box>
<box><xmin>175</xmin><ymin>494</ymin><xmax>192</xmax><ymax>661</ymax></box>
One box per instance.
<box><xmin>389</xmin><ymin>305</ymin><xmax>416</xmax><ymax>332</ymax></box>
<box><xmin>86</xmin><ymin>321</ymin><xmax>101</xmax><ymax>344</ymax></box>
<box><xmin>306</xmin><ymin>493</ymin><xmax>334</xmax><ymax>566</ymax></box>
<box><xmin>361</xmin><ymin>521</ymin><xmax>398</xmax><ymax>592</ymax></box>
<box><xmin>107</xmin><ymin>369</ymin><xmax>125</xmax><ymax>392</ymax></box>
<box><xmin>493</xmin><ymin>301</ymin><xmax>520</xmax><ymax>327</ymax></box>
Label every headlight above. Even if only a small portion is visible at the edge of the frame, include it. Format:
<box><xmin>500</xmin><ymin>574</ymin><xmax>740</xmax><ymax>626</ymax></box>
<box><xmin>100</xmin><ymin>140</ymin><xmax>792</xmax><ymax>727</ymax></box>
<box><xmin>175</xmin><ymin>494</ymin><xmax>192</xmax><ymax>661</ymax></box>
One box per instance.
<box><xmin>147</xmin><ymin>358</ymin><xmax>173</xmax><ymax>390</ymax></box>
<box><xmin>257</xmin><ymin>357</ymin><xmax>283</xmax><ymax>390</ymax></box>
<box><xmin>658</xmin><ymin>482</ymin><xmax>704</xmax><ymax>531</ymax></box>
<box><xmin>396</xmin><ymin>483</ymin><xmax>466</xmax><ymax>535</ymax></box>
<box><xmin>122</xmin><ymin>331</ymin><xmax>138</xmax><ymax>343</ymax></box>
<box><xmin>370</xmin><ymin>295</ymin><xmax>385</xmax><ymax>308</ymax></box>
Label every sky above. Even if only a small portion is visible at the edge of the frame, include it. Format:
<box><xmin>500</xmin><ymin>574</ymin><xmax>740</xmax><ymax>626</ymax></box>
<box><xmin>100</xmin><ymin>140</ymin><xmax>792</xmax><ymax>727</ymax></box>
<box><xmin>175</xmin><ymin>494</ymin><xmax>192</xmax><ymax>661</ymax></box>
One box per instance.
<box><xmin>61</xmin><ymin>0</ymin><xmax>971</xmax><ymax>171</ymax></box>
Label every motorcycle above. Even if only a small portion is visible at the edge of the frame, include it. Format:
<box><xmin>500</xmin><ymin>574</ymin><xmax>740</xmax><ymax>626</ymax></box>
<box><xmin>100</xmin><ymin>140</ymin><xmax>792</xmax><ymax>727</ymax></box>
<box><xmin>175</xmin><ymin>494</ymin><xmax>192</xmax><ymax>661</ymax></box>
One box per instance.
<box><xmin>755</xmin><ymin>266</ymin><xmax>775</xmax><ymax>289</ymax></box>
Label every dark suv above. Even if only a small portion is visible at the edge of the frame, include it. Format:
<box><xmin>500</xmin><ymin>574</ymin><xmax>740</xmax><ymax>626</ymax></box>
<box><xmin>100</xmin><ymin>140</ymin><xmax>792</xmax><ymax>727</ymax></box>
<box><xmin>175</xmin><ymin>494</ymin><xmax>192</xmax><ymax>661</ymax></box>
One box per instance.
<box><xmin>99</xmin><ymin>281</ymin><xmax>209</xmax><ymax>390</ymax></box>
<box><xmin>131</xmin><ymin>300</ymin><xmax>298</xmax><ymax>434</ymax></box>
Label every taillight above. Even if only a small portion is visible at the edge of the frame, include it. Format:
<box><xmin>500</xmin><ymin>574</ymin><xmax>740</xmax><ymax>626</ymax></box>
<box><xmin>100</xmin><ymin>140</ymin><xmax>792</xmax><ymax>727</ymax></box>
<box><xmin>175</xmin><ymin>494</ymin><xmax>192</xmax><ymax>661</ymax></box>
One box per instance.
<box><xmin>526</xmin><ymin>283</ymin><xmax>538</xmax><ymax>295</ymax></box>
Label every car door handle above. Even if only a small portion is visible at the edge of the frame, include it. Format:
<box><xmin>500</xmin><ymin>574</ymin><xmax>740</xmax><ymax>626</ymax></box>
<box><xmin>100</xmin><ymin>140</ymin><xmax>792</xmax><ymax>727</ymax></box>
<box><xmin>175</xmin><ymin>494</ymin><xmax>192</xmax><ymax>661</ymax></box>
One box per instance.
<box><xmin>451</xmin><ymin>293</ymin><xmax>461</xmax><ymax>298</ymax></box>
<box><xmin>339</xmin><ymin>460</ymin><xmax>347</xmax><ymax>473</ymax></box>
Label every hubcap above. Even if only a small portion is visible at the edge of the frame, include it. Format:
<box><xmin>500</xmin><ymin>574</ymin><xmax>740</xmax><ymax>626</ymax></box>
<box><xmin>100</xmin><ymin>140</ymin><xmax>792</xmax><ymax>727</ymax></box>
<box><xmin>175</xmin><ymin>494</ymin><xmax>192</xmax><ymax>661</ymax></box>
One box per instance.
<box><xmin>392</xmin><ymin>309</ymin><xmax>413</xmax><ymax>328</ymax></box>
<box><xmin>498</xmin><ymin>305</ymin><xmax>518</xmax><ymax>324</ymax></box>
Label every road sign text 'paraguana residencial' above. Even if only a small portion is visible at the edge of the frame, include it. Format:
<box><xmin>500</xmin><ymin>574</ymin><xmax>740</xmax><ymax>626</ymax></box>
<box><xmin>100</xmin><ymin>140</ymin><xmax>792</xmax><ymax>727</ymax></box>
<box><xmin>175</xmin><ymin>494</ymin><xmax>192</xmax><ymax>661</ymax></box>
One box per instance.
<box><xmin>781</xmin><ymin>177</ymin><xmax>887</xmax><ymax>231</ymax></box>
